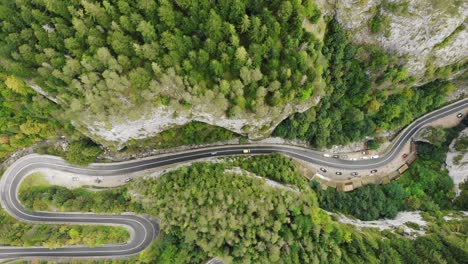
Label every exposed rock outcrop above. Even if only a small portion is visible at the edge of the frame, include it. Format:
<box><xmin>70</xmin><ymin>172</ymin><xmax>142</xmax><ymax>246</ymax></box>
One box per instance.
<box><xmin>446</xmin><ymin>128</ymin><xmax>468</xmax><ymax>195</ymax></box>
<box><xmin>321</xmin><ymin>0</ymin><xmax>467</xmax><ymax>79</ymax></box>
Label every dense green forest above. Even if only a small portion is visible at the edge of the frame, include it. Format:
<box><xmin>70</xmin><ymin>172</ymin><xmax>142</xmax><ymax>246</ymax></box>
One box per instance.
<box><xmin>0</xmin><ymin>208</ymin><xmax>128</xmax><ymax>248</ymax></box>
<box><xmin>0</xmin><ymin>0</ymin><xmax>322</xmax><ymax>124</ymax></box>
<box><xmin>274</xmin><ymin>20</ymin><xmax>455</xmax><ymax>148</ymax></box>
<box><xmin>133</xmin><ymin>161</ymin><xmax>467</xmax><ymax>263</ymax></box>
<box><xmin>0</xmin><ymin>72</ymin><xmax>64</xmax><ymax>160</ymax></box>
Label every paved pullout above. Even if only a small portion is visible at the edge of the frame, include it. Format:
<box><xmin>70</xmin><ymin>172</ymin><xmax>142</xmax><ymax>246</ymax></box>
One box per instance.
<box><xmin>0</xmin><ymin>98</ymin><xmax>467</xmax><ymax>259</ymax></box>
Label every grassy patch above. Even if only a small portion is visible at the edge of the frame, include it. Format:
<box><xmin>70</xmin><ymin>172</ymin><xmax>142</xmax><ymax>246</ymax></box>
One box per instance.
<box><xmin>0</xmin><ymin>208</ymin><xmax>129</xmax><ymax>248</ymax></box>
<box><xmin>405</xmin><ymin>221</ymin><xmax>421</xmax><ymax>230</ymax></box>
<box><xmin>454</xmin><ymin>135</ymin><xmax>468</xmax><ymax>152</ymax></box>
<box><xmin>124</xmin><ymin>121</ymin><xmax>238</xmax><ymax>153</ymax></box>
<box><xmin>435</xmin><ymin>24</ymin><xmax>465</xmax><ymax>49</ymax></box>
<box><xmin>19</xmin><ymin>172</ymin><xmax>49</xmax><ymax>193</ymax></box>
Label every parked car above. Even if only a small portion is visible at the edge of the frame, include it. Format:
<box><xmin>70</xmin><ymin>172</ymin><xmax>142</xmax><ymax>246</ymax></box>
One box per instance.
<box><xmin>370</xmin><ymin>169</ymin><xmax>378</xmax><ymax>174</ymax></box>
<box><xmin>332</xmin><ymin>155</ymin><xmax>339</xmax><ymax>159</ymax></box>
<box><xmin>335</xmin><ymin>171</ymin><xmax>342</xmax><ymax>175</ymax></box>
<box><xmin>323</xmin><ymin>154</ymin><xmax>331</xmax><ymax>157</ymax></box>
<box><xmin>124</xmin><ymin>178</ymin><xmax>132</xmax><ymax>183</ymax></box>
<box><xmin>320</xmin><ymin>167</ymin><xmax>327</xmax><ymax>173</ymax></box>
<box><xmin>351</xmin><ymin>172</ymin><xmax>358</xmax><ymax>176</ymax></box>
<box><xmin>457</xmin><ymin>113</ymin><xmax>463</xmax><ymax>118</ymax></box>
<box><xmin>402</xmin><ymin>153</ymin><xmax>408</xmax><ymax>159</ymax></box>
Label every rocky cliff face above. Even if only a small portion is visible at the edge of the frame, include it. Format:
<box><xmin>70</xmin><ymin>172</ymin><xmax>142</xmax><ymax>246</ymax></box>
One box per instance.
<box><xmin>446</xmin><ymin>128</ymin><xmax>468</xmax><ymax>195</ymax></box>
<box><xmin>321</xmin><ymin>0</ymin><xmax>467</xmax><ymax>79</ymax></box>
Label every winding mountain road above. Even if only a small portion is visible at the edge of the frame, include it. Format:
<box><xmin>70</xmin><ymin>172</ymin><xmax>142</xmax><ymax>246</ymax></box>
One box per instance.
<box><xmin>0</xmin><ymin>98</ymin><xmax>467</xmax><ymax>259</ymax></box>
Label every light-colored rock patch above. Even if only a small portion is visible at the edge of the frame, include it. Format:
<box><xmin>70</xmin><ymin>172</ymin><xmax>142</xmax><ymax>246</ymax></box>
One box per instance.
<box><xmin>331</xmin><ymin>211</ymin><xmax>427</xmax><ymax>236</ymax></box>
<box><xmin>445</xmin><ymin>128</ymin><xmax>468</xmax><ymax>195</ymax></box>
<box><xmin>323</xmin><ymin>0</ymin><xmax>468</xmax><ymax>78</ymax></box>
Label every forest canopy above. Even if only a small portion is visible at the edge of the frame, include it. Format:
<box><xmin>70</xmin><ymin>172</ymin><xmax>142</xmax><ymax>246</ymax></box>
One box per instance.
<box><xmin>0</xmin><ymin>0</ymin><xmax>323</xmax><ymax>122</ymax></box>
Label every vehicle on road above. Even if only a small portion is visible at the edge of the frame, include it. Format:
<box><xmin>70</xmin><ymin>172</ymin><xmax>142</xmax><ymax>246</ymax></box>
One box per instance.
<box><xmin>351</xmin><ymin>172</ymin><xmax>358</xmax><ymax>176</ymax></box>
<box><xmin>335</xmin><ymin>172</ymin><xmax>342</xmax><ymax>175</ymax></box>
<box><xmin>320</xmin><ymin>167</ymin><xmax>327</xmax><ymax>173</ymax></box>
<box><xmin>457</xmin><ymin>113</ymin><xmax>463</xmax><ymax>118</ymax></box>
<box><xmin>243</xmin><ymin>149</ymin><xmax>250</xmax><ymax>154</ymax></box>
<box><xmin>211</xmin><ymin>152</ymin><xmax>217</xmax><ymax>155</ymax></box>
<box><xmin>370</xmin><ymin>169</ymin><xmax>378</xmax><ymax>174</ymax></box>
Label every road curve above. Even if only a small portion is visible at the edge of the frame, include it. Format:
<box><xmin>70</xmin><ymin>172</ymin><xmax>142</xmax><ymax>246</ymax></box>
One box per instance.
<box><xmin>0</xmin><ymin>98</ymin><xmax>467</xmax><ymax>259</ymax></box>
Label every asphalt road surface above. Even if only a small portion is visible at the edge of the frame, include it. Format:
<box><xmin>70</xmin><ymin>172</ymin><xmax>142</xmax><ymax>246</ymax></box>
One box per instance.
<box><xmin>0</xmin><ymin>98</ymin><xmax>467</xmax><ymax>259</ymax></box>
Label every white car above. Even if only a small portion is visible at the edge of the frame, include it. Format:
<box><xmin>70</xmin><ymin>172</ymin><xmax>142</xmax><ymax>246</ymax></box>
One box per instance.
<box><xmin>124</xmin><ymin>178</ymin><xmax>132</xmax><ymax>183</ymax></box>
<box><xmin>457</xmin><ymin>113</ymin><xmax>463</xmax><ymax>118</ymax></box>
<box><xmin>243</xmin><ymin>149</ymin><xmax>250</xmax><ymax>154</ymax></box>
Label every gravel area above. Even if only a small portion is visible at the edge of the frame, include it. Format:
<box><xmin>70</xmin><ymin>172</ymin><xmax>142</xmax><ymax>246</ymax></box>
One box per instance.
<box><xmin>330</xmin><ymin>211</ymin><xmax>427</xmax><ymax>237</ymax></box>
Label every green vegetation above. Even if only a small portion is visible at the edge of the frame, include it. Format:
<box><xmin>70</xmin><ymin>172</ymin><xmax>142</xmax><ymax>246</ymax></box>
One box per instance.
<box><xmin>0</xmin><ymin>0</ymin><xmax>323</xmax><ymax>126</ymax></box>
<box><xmin>313</xmin><ymin>125</ymin><xmax>466</xmax><ymax>221</ymax></box>
<box><xmin>435</xmin><ymin>24</ymin><xmax>465</xmax><ymax>49</ymax></box>
<box><xmin>132</xmin><ymin>160</ymin><xmax>467</xmax><ymax>263</ymax></box>
<box><xmin>370</xmin><ymin>13</ymin><xmax>391</xmax><ymax>36</ymax></box>
<box><xmin>228</xmin><ymin>153</ymin><xmax>310</xmax><ymax>189</ymax></box>
<box><xmin>454</xmin><ymin>179</ymin><xmax>468</xmax><ymax>210</ymax></box>
<box><xmin>367</xmin><ymin>139</ymin><xmax>380</xmax><ymax>150</ymax></box>
<box><xmin>64</xmin><ymin>139</ymin><xmax>103</xmax><ymax>166</ymax></box>
<box><xmin>274</xmin><ymin>20</ymin><xmax>453</xmax><ymax>149</ymax></box>
<box><xmin>125</xmin><ymin>121</ymin><xmax>238</xmax><ymax>152</ymax></box>
<box><xmin>382</xmin><ymin>0</ymin><xmax>410</xmax><ymax>15</ymax></box>
<box><xmin>0</xmin><ymin>73</ymin><xmax>65</xmax><ymax>161</ymax></box>
<box><xmin>0</xmin><ymin>209</ymin><xmax>128</xmax><ymax>248</ymax></box>
<box><xmin>313</xmin><ymin>181</ymin><xmax>406</xmax><ymax>220</ymax></box>
<box><xmin>454</xmin><ymin>135</ymin><xmax>468</xmax><ymax>152</ymax></box>
<box><xmin>19</xmin><ymin>175</ymin><xmax>142</xmax><ymax>213</ymax></box>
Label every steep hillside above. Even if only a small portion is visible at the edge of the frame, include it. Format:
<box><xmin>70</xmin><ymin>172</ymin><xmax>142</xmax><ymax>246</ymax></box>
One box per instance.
<box><xmin>321</xmin><ymin>0</ymin><xmax>467</xmax><ymax>79</ymax></box>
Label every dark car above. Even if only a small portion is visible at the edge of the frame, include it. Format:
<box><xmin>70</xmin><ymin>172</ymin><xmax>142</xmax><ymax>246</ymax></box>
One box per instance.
<box><xmin>320</xmin><ymin>167</ymin><xmax>327</xmax><ymax>173</ymax></box>
<box><xmin>351</xmin><ymin>172</ymin><xmax>358</xmax><ymax>176</ymax></box>
<box><xmin>335</xmin><ymin>172</ymin><xmax>342</xmax><ymax>175</ymax></box>
<box><xmin>370</xmin><ymin>169</ymin><xmax>378</xmax><ymax>174</ymax></box>
<box><xmin>332</xmin><ymin>154</ymin><xmax>339</xmax><ymax>159</ymax></box>
<box><xmin>457</xmin><ymin>113</ymin><xmax>463</xmax><ymax>118</ymax></box>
